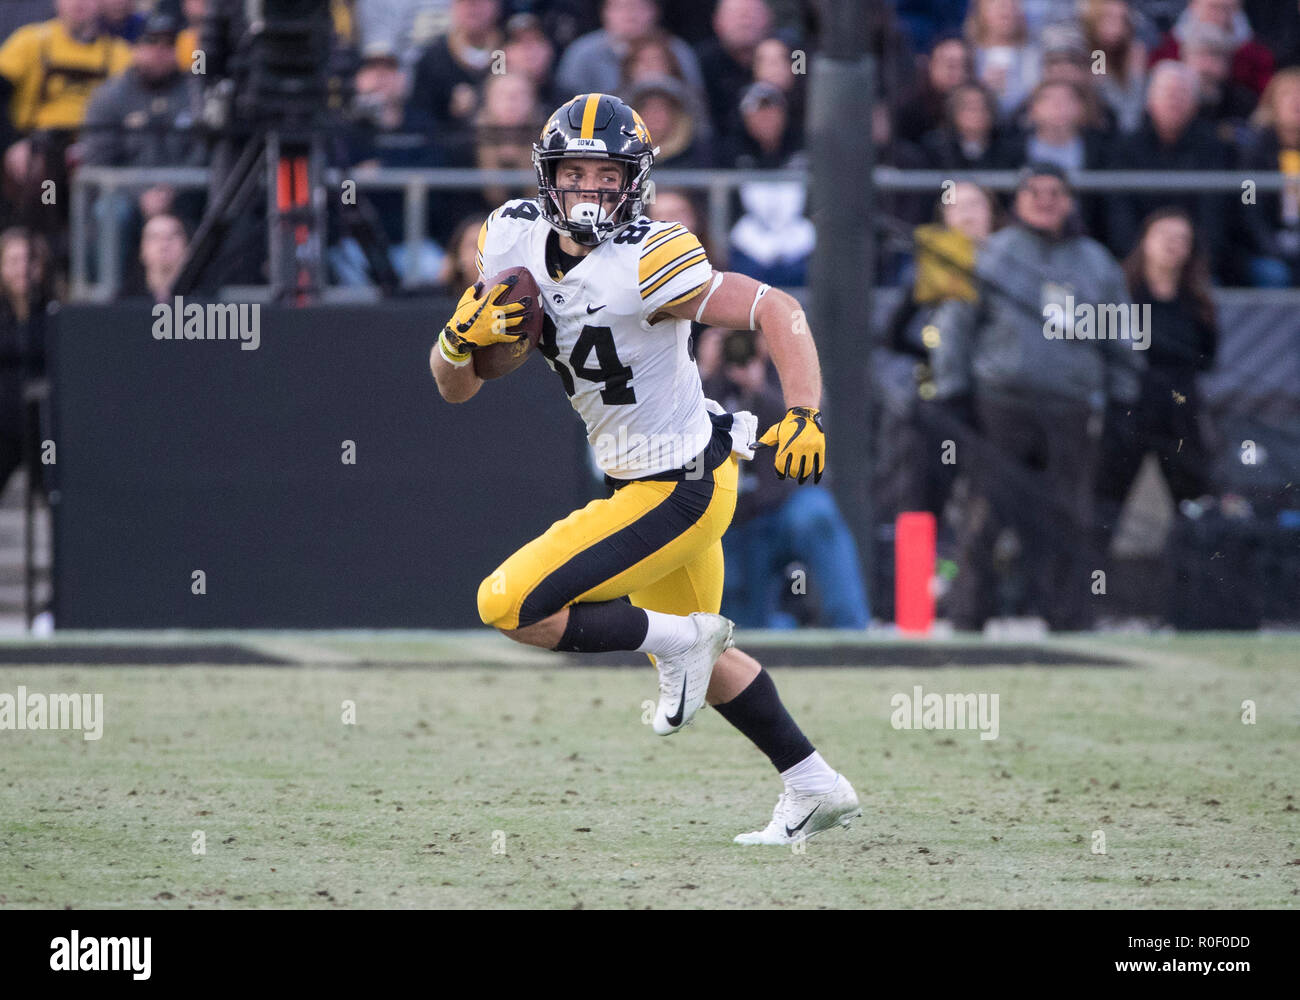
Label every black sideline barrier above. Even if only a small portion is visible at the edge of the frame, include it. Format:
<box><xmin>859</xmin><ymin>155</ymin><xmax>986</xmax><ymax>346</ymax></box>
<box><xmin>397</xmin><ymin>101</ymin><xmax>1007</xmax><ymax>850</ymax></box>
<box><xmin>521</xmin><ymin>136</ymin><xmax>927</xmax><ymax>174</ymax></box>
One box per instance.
<box><xmin>50</xmin><ymin>302</ymin><xmax>593</xmax><ymax>627</ymax></box>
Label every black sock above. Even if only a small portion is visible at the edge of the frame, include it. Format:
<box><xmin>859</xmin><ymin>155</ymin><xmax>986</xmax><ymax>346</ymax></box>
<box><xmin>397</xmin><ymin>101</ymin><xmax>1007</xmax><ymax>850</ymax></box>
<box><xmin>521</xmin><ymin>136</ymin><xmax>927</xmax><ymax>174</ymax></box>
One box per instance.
<box><xmin>554</xmin><ymin>600</ymin><xmax>649</xmax><ymax>653</ymax></box>
<box><xmin>713</xmin><ymin>669</ymin><xmax>815</xmax><ymax>773</ymax></box>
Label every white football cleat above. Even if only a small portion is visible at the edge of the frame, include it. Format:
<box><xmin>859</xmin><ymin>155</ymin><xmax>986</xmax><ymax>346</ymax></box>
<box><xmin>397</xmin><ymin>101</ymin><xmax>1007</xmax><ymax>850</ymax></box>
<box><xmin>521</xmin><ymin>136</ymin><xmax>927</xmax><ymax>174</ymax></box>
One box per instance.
<box><xmin>733</xmin><ymin>774</ymin><xmax>861</xmax><ymax>845</ymax></box>
<box><xmin>652</xmin><ymin>612</ymin><xmax>734</xmax><ymax>736</ymax></box>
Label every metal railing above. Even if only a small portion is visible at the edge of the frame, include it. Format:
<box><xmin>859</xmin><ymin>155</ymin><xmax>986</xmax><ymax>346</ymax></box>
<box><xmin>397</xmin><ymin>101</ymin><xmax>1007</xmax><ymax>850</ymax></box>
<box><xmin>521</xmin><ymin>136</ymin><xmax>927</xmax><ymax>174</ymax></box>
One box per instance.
<box><xmin>70</xmin><ymin>165</ymin><xmax>1299</xmax><ymax>301</ymax></box>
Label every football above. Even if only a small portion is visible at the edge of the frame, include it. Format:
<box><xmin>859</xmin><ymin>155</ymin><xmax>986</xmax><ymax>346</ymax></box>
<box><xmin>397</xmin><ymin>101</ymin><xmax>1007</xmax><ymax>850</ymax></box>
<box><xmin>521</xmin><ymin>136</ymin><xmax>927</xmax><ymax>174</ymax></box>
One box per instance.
<box><xmin>472</xmin><ymin>265</ymin><xmax>544</xmax><ymax>380</ymax></box>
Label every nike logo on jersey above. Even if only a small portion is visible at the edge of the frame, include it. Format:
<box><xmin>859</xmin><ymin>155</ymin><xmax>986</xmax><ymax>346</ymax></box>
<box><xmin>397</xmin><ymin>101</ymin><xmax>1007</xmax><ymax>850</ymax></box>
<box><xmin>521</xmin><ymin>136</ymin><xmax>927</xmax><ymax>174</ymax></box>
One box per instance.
<box><xmin>665</xmin><ymin>677</ymin><xmax>688</xmax><ymax>727</ymax></box>
<box><xmin>586</xmin><ymin>304</ymin><xmax>606</xmax><ymax>314</ymax></box>
<box><xmin>785</xmin><ymin>804</ymin><xmax>820</xmax><ymax>838</ymax></box>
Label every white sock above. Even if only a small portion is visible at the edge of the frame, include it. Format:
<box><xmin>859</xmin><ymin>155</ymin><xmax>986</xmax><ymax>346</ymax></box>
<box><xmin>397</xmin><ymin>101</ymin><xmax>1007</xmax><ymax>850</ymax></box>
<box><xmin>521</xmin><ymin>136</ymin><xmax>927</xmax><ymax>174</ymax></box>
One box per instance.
<box><xmin>636</xmin><ymin>610</ymin><xmax>698</xmax><ymax>660</ymax></box>
<box><xmin>781</xmin><ymin>751</ymin><xmax>839</xmax><ymax>796</ymax></box>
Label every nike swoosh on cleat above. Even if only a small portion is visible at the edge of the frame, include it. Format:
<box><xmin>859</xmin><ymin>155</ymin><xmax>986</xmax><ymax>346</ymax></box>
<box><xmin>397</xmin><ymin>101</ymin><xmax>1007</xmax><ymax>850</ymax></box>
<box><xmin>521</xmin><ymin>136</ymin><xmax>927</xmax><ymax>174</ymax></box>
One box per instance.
<box><xmin>665</xmin><ymin>675</ymin><xmax>688</xmax><ymax>728</ymax></box>
<box><xmin>784</xmin><ymin>804</ymin><xmax>820</xmax><ymax>838</ymax></box>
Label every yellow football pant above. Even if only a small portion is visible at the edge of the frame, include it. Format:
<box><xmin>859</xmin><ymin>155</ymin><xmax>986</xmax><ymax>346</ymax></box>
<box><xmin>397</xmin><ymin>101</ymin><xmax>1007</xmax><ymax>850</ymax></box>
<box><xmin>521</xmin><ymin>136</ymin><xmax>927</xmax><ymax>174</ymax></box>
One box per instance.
<box><xmin>477</xmin><ymin>455</ymin><xmax>739</xmax><ymax>628</ymax></box>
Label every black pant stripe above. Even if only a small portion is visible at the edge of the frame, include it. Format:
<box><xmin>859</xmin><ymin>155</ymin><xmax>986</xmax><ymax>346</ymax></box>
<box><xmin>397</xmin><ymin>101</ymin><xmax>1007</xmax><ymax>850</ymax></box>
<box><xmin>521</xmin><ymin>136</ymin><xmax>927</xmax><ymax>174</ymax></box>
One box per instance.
<box><xmin>517</xmin><ymin>475</ymin><xmax>716</xmax><ymax>627</ymax></box>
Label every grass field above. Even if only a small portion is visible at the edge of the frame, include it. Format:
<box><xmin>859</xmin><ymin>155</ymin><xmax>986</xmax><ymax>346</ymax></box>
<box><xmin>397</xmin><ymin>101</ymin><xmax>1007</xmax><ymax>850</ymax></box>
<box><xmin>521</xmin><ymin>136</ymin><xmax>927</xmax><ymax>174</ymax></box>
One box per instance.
<box><xmin>0</xmin><ymin>631</ymin><xmax>1297</xmax><ymax>909</ymax></box>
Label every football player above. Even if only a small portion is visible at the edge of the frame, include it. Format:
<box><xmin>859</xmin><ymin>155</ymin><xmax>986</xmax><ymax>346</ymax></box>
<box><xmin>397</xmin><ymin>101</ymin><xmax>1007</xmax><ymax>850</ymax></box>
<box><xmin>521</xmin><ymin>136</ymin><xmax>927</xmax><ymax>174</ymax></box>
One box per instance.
<box><xmin>431</xmin><ymin>93</ymin><xmax>859</xmax><ymax>845</ymax></box>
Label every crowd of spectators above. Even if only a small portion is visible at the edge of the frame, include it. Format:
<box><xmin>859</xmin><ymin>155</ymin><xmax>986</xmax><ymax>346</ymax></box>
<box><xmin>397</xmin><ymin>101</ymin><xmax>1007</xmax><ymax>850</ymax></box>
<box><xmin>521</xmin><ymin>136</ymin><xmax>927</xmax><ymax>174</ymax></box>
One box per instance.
<box><xmin>0</xmin><ymin>0</ymin><xmax>1296</xmax><ymax>292</ymax></box>
<box><xmin>0</xmin><ymin>0</ymin><xmax>1296</xmax><ymax>629</ymax></box>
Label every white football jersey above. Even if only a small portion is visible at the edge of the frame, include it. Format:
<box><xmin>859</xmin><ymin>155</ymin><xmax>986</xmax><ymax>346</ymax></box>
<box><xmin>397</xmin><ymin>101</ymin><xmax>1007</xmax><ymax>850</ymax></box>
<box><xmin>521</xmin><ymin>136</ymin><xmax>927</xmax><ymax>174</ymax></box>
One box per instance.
<box><xmin>476</xmin><ymin>198</ymin><xmax>716</xmax><ymax>480</ymax></box>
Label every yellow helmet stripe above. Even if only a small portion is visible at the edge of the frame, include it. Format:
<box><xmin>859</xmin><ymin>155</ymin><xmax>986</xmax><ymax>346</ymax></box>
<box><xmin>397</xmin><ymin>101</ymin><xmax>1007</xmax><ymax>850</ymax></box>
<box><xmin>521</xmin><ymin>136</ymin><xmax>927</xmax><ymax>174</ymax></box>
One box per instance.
<box><xmin>580</xmin><ymin>93</ymin><xmax>602</xmax><ymax>139</ymax></box>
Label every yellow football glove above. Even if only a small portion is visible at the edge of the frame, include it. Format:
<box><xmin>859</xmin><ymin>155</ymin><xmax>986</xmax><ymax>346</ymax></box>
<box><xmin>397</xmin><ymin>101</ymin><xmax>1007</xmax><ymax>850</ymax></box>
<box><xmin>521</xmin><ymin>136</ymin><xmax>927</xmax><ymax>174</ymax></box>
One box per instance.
<box><xmin>441</xmin><ymin>276</ymin><xmax>531</xmax><ymax>354</ymax></box>
<box><xmin>758</xmin><ymin>406</ymin><xmax>825</xmax><ymax>484</ymax></box>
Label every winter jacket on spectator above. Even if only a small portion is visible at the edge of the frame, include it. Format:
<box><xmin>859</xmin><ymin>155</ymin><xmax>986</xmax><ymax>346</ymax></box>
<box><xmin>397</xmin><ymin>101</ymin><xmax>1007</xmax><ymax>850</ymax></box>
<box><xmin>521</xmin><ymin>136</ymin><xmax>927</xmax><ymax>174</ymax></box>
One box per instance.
<box><xmin>80</xmin><ymin>66</ymin><xmax>204</xmax><ymax>168</ymax></box>
<box><xmin>930</xmin><ymin>219</ymin><xmax>1144</xmax><ymax>408</ymax></box>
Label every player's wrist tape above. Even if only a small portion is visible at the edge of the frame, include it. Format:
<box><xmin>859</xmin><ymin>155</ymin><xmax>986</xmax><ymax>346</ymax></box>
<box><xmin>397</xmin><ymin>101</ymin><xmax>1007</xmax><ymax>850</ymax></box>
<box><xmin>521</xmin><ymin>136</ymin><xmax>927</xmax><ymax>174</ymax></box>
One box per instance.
<box><xmin>438</xmin><ymin>329</ymin><xmax>473</xmax><ymax>367</ymax></box>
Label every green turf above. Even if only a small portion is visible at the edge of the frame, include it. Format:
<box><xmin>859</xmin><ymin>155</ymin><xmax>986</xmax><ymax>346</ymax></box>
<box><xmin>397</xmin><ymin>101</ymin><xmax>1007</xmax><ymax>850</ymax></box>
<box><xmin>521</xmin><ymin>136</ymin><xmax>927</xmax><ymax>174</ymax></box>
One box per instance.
<box><xmin>0</xmin><ymin>633</ymin><xmax>1297</xmax><ymax>909</ymax></box>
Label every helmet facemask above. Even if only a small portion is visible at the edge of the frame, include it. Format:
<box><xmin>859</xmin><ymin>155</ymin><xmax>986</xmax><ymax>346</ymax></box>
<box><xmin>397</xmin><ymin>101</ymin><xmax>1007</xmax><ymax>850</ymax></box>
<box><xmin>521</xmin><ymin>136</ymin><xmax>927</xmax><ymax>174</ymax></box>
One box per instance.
<box><xmin>533</xmin><ymin>149</ymin><xmax>655</xmax><ymax>247</ymax></box>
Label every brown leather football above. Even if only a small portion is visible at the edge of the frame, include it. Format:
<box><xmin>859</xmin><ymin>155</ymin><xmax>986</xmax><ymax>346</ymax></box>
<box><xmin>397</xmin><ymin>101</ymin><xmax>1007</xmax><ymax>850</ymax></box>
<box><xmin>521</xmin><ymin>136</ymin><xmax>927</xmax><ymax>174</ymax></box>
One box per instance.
<box><xmin>472</xmin><ymin>266</ymin><xmax>544</xmax><ymax>380</ymax></box>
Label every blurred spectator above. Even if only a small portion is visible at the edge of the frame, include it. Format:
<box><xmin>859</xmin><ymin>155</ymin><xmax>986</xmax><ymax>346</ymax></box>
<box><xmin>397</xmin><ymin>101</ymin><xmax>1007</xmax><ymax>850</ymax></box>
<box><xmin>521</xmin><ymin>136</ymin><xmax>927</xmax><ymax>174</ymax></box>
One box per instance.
<box><xmin>618</xmin><ymin>30</ymin><xmax>711</xmax><ymax>136</ymax></box>
<box><xmin>502</xmin><ymin>13</ymin><xmax>559</xmax><ymax>110</ymax></box>
<box><xmin>624</xmin><ymin>76</ymin><xmax>711</xmax><ymax>168</ymax></box>
<box><xmin>930</xmin><ymin>164</ymin><xmax>1143</xmax><ymax>631</ymax></box>
<box><xmin>1106</xmin><ymin>62</ymin><xmax>1231</xmax><ymax>278</ymax></box>
<box><xmin>409</xmin><ymin>0</ymin><xmax>502</xmax><ymax>138</ymax></box>
<box><xmin>722</xmin><ymin>80</ymin><xmax>800</xmax><ymax>169</ymax></box>
<box><xmin>917</xmin><ymin>183</ymin><xmax>999</xmax><ymax>306</ymax></box>
<box><xmin>474</xmin><ymin>72</ymin><xmax>543</xmax><ymax>208</ymax></box>
<box><xmin>706</xmin><ymin>330</ymin><xmax>870</xmax><ymax>629</ymax></box>
<box><xmin>0</xmin><ymin>226</ymin><xmax>53</xmax><ymax>495</ymax></box>
<box><xmin>1016</xmin><ymin>81</ymin><xmax>1108</xmax><ymax>172</ymax></box>
<box><xmin>0</xmin><ymin>0</ymin><xmax>131</xmax><ymax>146</ymax></box>
<box><xmin>435</xmin><ymin>211</ymin><xmax>486</xmax><ymax>292</ymax></box>
<box><xmin>965</xmin><ymin>0</ymin><xmax>1043</xmax><ymax>119</ymax></box>
<box><xmin>897</xmin><ymin>34</ymin><xmax>972</xmax><ymax>145</ymax></box>
<box><xmin>1016</xmin><ymin>79</ymin><xmax>1111</xmax><ymax>239</ymax></box>
<box><xmin>335</xmin><ymin>43</ymin><xmax>443</xmax><ymax>286</ymax></box>
<box><xmin>1181</xmin><ymin>20</ymin><xmax>1259</xmax><ymax>141</ymax></box>
<box><xmin>120</xmin><ymin>212</ymin><xmax>187</xmax><ymax>302</ymax></box>
<box><xmin>1080</xmin><ymin>0</ymin><xmax>1150</xmax><ymax>134</ymax></box>
<box><xmin>1149</xmin><ymin>0</ymin><xmax>1274</xmax><ymax>96</ymax></box>
<box><xmin>694</xmin><ymin>0</ymin><xmax>772</xmax><ymax>144</ymax></box>
<box><xmin>750</xmin><ymin>33</ymin><xmax>806</xmax><ymax>137</ymax></box>
<box><xmin>620</xmin><ymin>31</ymin><xmax>685</xmax><ymax>86</ymax></box>
<box><xmin>349</xmin><ymin>44</ymin><xmax>419</xmax><ymax>143</ymax></box>
<box><xmin>81</xmin><ymin>13</ymin><xmax>205</xmax><ymax>226</ymax></box>
<box><xmin>100</xmin><ymin>0</ymin><xmax>145</xmax><ymax>43</ymax></box>
<box><xmin>556</xmin><ymin>0</ymin><xmax>705</xmax><ymax>112</ymax></box>
<box><xmin>1238</xmin><ymin>67</ymin><xmax>1300</xmax><ymax>286</ymax></box>
<box><xmin>1031</xmin><ymin>23</ymin><xmax>1115</xmax><ymax>134</ymax></box>
<box><xmin>0</xmin><ymin>0</ymin><xmax>131</xmax><ymax>237</ymax></box>
<box><xmin>1097</xmin><ymin>206</ymin><xmax>1218</xmax><ymax>546</ymax></box>
<box><xmin>174</xmin><ymin>0</ymin><xmax>203</xmax><ymax>73</ymax></box>
<box><xmin>880</xmin><ymin>182</ymin><xmax>999</xmax><ymax>519</ymax></box>
<box><xmin>921</xmin><ymin>82</ymin><xmax>1019</xmax><ymax>170</ymax></box>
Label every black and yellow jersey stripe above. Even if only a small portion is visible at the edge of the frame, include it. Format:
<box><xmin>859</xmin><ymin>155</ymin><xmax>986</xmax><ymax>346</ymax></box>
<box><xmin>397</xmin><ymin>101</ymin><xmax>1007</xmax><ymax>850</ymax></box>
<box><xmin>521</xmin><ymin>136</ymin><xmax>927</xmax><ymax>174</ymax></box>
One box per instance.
<box><xmin>638</xmin><ymin>225</ymin><xmax>707</xmax><ymax>302</ymax></box>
